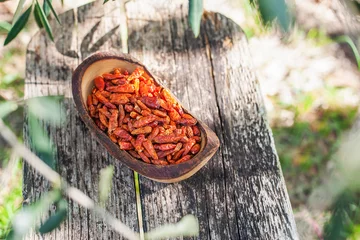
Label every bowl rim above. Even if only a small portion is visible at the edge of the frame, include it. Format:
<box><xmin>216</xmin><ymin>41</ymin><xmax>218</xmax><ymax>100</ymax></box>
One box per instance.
<box><xmin>72</xmin><ymin>51</ymin><xmax>219</xmax><ymax>183</ymax></box>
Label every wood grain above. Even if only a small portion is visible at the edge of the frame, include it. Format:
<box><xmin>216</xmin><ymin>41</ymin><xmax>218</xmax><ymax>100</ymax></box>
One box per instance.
<box><xmin>126</xmin><ymin>0</ymin><xmax>298</xmax><ymax>239</ymax></box>
<box><xmin>23</xmin><ymin>2</ymin><xmax>138</xmax><ymax>239</ymax></box>
<box><xmin>23</xmin><ymin>0</ymin><xmax>298</xmax><ymax>239</ymax></box>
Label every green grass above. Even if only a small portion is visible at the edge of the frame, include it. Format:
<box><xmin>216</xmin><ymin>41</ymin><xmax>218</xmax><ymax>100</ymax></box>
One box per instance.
<box><xmin>272</xmin><ymin>86</ymin><xmax>358</xmax><ymax>206</ymax></box>
<box><xmin>0</xmin><ymin>159</ymin><xmax>22</xmax><ymax>239</ymax></box>
<box><xmin>0</xmin><ymin>43</ymin><xmax>25</xmax><ymax>239</ymax></box>
<box><xmin>324</xmin><ymin>191</ymin><xmax>360</xmax><ymax>240</ymax></box>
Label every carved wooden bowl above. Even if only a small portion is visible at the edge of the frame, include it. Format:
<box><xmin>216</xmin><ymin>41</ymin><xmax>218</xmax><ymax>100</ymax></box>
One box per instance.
<box><xmin>72</xmin><ymin>51</ymin><xmax>220</xmax><ymax>183</ymax></box>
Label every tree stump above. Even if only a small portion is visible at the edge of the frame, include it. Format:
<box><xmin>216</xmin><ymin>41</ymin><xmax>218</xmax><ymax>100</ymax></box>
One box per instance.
<box><xmin>23</xmin><ymin>0</ymin><xmax>298</xmax><ymax>239</ymax></box>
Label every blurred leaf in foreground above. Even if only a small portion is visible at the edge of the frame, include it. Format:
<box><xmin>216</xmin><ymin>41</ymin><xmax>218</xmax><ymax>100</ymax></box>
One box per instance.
<box><xmin>43</xmin><ymin>0</ymin><xmax>52</xmax><ymax>17</ymax></box>
<box><xmin>0</xmin><ymin>101</ymin><xmax>18</xmax><ymax>119</ymax></box>
<box><xmin>99</xmin><ymin>165</ymin><xmax>114</xmax><ymax>206</ymax></box>
<box><xmin>38</xmin><ymin>199</ymin><xmax>68</xmax><ymax>234</ymax></box>
<box><xmin>188</xmin><ymin>0</ymin><xmax>203</xmax><ymax>37</ymax></box>
<box><xmin>27</xmin><ymin>96</ymin><xmax>65</xmax><ymax>169</ymax></box>
<box><xmin>0</xmin><ymin>21</ymin><xmax>11</xmax><ymax>33</ymax></box>
<box><xmin>145</xmin><ymin>215</ymin><xmax>199</xmax><ymax>240</ymax></box>
<box><xmin>6</xmin><ymin>190</ymin><xmax>61</xmax><ymax>240</ymax></box>
<box><xmin>27</xmin><ymin>96</ymin><xmax>65</xmax><ymax>125</ymax></box>
<box><xmin>28</xmin><ymin>114</ymin><xmax>55</xmax><ymax>169</ymax></box>
<box><xmin>252</xmin><ymin>0</ymin><xmax>292</xmax><ymax>31</ymax></box>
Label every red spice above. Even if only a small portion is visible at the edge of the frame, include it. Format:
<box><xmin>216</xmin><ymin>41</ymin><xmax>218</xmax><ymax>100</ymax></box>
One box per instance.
<box><xmin>87</xmin><ymin>67</ymin><xmax>201</xmax><ymax>164</ymax></box>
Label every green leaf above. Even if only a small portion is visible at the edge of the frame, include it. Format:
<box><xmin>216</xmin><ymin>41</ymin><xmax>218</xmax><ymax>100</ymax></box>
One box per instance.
<box><xmin>145</xmin><ymin>215</ymin><xmax>199</xmax><ymax>240</ymax></box>
<box><xmin>0</xmin><ymin>101</ymin><xmax>18</xmax><ymax>119</ymax></box>
<box><xmin>2</xmin><ymin>74</ymin><xmax>20</xmax><ymax>84</ymax></box>
<box><xmin>99</xmin><ymin>165</ymin><xmax>114</xmax><ymax>206</ymax></box>
<box><xmin>38</xmin><ymin>199</ymin><xmax>68</xmax><ymax>234</ymax></box>
<box><xmin>103</xmin><ymin>0</ymin><xmax>109</xmax><ymax>3</ymax></box>
<box><xmin>35</xmin><ymin>0</ymin><xmax>54</xmax><ymax>41</ymax></box>
<box><xmin>27</xmin><ymin>96</ymin><xmax>65</xmax><ymax>124</ymax></box>
<box><xmin>188</xmin><ymin>0</ymin><xmax>203</xmax><ymax>37</ymax></box>
<box><xmin>4</xmin><ymin>5</ymin><xmax>32</xmax><ymax>46</ymax></box>
<box><xmin>256</xmin><ymin>0</ymin><xmax>292</xmax><ymax>31</ymax></box>
<box><xmin>12</xmin><ymin>0</ymin><xmax>27</xmax><ymax>25</ymax></box>
<box><xmin>28</xmin><ymin>114</ymin><xmax>55</xmax><ymax>169</ymax></box>
<box><xmin>43</xmin><ymin>0</ymin><xmax>51</xmax><ymax>17</ymax></box>
<box><xmin>45</xmin><ymin>0</ymin><xmax>61</xmax><ymax>24</ymax></box>
<box><xmin>335</xmin><ymin>35</ymin><xmax>360</xmax><ymax>71</ymax></box>
<box><xmin>0</xmin><ymin>21</ymin><xmax>11</xmax><ymax>33</ymax></box>
<box><xmin>33</xmin><ymin>5</ymin><xmax>44</xmax><ymax>29</ymax></box>
<box><xmin>7</xmin><ymin>191</ymin><xmax>61</xmax><ymax>240</ymax></box>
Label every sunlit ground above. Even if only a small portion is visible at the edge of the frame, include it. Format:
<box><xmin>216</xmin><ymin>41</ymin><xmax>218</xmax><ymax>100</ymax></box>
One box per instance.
<box><xmin>1</xmin><ymin>0</ymin><xmax>360</xmax><ymax>239</ymax></box>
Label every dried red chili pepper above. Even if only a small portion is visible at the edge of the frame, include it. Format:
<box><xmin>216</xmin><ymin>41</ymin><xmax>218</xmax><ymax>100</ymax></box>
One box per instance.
<box><xmin>142</xmin><ymin>149</ymin><xmax>152</xmax><ymax>158</ymax></box>
<box><xmin>108</xmin><ymin>110</ymin><xmax>119</xmax><ymax>133</ymax></box>
<box><xmin>111</xmin><ymin>78</ymin><xmax>127</xmax><ymax>85</ymax></box>
<box><xmin>89</xmin><ymin>105</ymin><xmax>96</xmax><ymax>117</ymax></box>
<box><xmin>190</xmin><ymin>144</ymin><xmax>201</xmax><ymax>155</ymax></box>
<box><xmin>103</xmin><ymin>73</ymin><xmax>125</xmax><ymax>80</ymax></box>
<box><xmin>128</xmin><ymin>150</ymin><xmax>140</xmax><ymax>159</ymax></box>
<box><xmin>118</xmin><ymin>141</ymin><xmax>134</xmax><ymax>150</ymax></box>
<box><xmin>99</xmin><ymin>112</ymin><xmax>109</xmax><ymax>128</ymax></box>
<box><xmin>140</xmin><ymin>96</ymin><xmax>160</xmax><ymax>109</ymax></box>
<box><xmin>138</xmin><ymin>151</ymin><xmax>151</xmax><ymax>163</ymax></box>
<box><xmin>193</xmin><ymin>136</ymin><xmax>201</xmax><ymax>142</ymax></box>
<box><xmin>137</xmin><ymin>100</ymin><xmax>151</xmax><ymax>112</ymax></box>
<box><xmin>94</xmin><ymin>76</ymin><xmax>105</xmax><ymax>90</ymax></box>
<box><xmin>113</xmin><ymin>128</ymin><xmax>132</xmax><ymax>141</ymax></box>
<box><xmin>173</xmin><ymin>149</ymin><xmax>185</xmax><ymax>160</ymax></box>
<box><xmin>148</xmin><ymin>127</ymin><xmax>160</xmax><ymax>141</ymax></box>
<box><xmin>153</xmin><ymin>134</ymin><xmax>182</xmax><ymax>144</ymax></box>
<box><xmin>131</xmin><ymin>126</ymin><xmax>152</xmax><ymax>135</ymax></box>
<box><xmin>154</xmin><ymin>144</ymin><xmax>176</xmax><ymax>151</ymax></box>
<box><xmin>95</xmin><ymin>92</ymin><xmax>116</xmax><ymax>109</ymax></box>
<box><xmin>141</xmin><ymin>110</ymin><xmax>151</xmax><ymax>116</ymax></box>
<box><xmin>192</xmin><ymin>125</ymin><xmax>200</xmax><ymax>136</ymax></box>
<box><xmin>157</xmin><ymin>149</ymin><xmax>175</xmax><ymax>158</ymax></box>
<box><xmin>92</xmin><ymin>95</ymin><xmax>99</xmax><ymax>105</ymax></box>
<box><xmin>124</xmin><ymin>104</ymin><xmax>134</xmax><ymax>112</ymax></box>
<box><xmin>152</xmin><ymin>109</ymin><xmax>167</xmax><ymax>118</ymax></box>
<box><xmin>134</xmin><ymin>134</ymin><xmax>146</xmax><ymax>152</ymax></box>
<box><xmin>176</xmin><ymin>118</ymin><xmax>197</xmax><ymax>126</ymax></box>
<box><xmin>107</xmin><ymin>84</ymin><xmax>135</xmax><ymax>93</ymax></box>
<box><xmin>133</xmin><ymin>115</ymin><xmax>157</xmax><ymax>128</ymax></box>
<box><xmin>176</xmin><ymin>155</ymin><xmax>191</xmax><ymax>163</ymax></box>
<box><xmin>182</xmin><ymin>138</ymin><xmax>196</xmax><ymax>156</ymax></box>
<box><xmin>87</xmin><ymin>67</ymin><xmax>202</xmax><ymax>165</ymax></box>
<box><xmin>110</xmin><ymin>94</ymin><xmax>129</xmax><ymax>105</ymax></box>
<box><xmin>152</xmin><ymin>159</ymin><xmax>168</xmax><ymax>165</ymax></box>
<box><xmin>186</xmin><ymin>126</ymin><xmax>194</xmax><ymax>138</ymax></box>
<box><xmin>99</xmin><ymin>107</ymin><xmax>111</xmax><ymax>118</ymax></box>
<box><xmin>87</xmin><ymin>95</ymin><xmax>93</xmax><ymax>107</ymax></box>
<box><xmin>99</xmin><ymin>90</ymin><xmax>111</xmax><ymax>98</ymax></box>
<box><xmin>143</xmin><ymin>140</ymin><xmax>158</xmax><ymax>159</ymax></box>
<box><xmin>118</xmin><ymin>105</ymin><xmax>125</xmax><ymax>125</ymax></box>
<box><xmin>168</xmin><ymin>109</ymin><xmax>181</xmax><ymax>121</ymax></box>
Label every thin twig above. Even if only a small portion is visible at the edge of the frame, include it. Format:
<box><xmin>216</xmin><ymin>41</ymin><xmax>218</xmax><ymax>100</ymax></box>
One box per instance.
<box><xmin>0</xmin><ymin>119</ymin><xmax>139</xmax><ymax>240</ymax></box>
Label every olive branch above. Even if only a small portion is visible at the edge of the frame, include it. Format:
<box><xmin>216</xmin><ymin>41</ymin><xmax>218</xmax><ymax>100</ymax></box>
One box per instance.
<box><xmin>3</xmin><ymin>0</ymin><xmax>204</xmax><ymax>46</ymax></box>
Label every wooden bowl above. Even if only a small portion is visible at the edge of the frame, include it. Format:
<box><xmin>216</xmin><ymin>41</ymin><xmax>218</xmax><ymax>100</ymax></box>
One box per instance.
<box><xmin>72</xmin><ymin>51</ymin><xmax>220</xmax><ymax>183</ymax></box>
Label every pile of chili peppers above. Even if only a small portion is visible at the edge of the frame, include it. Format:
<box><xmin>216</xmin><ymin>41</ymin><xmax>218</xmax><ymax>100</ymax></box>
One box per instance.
<box><xmin>87</xmin><ymin>67</ymin><xmax>201</xmax><ymax>165</ymax></box>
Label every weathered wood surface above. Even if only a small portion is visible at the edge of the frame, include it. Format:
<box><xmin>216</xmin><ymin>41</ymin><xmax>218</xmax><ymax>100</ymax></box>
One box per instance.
<box><xmin>23</xmin><ymin>2</ymin><xmax>138</xmax><ymax>240</ymax></box>
<box><xmin>24</xmin><ymin>0</ymin><xmax>298</xmax><ymax>239</ymax></box>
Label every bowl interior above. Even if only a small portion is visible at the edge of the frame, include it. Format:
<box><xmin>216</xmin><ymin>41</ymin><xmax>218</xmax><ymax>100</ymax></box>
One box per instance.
<box><xmin>81</xmin><ymin>59</ymin><xmax>140</xmax><ymax>107</ymax></box>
